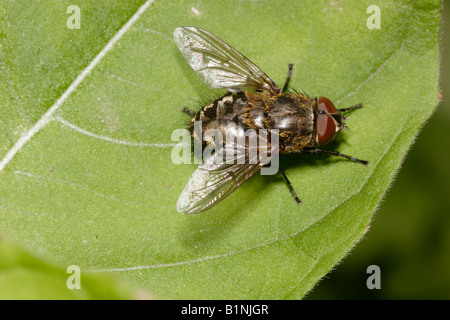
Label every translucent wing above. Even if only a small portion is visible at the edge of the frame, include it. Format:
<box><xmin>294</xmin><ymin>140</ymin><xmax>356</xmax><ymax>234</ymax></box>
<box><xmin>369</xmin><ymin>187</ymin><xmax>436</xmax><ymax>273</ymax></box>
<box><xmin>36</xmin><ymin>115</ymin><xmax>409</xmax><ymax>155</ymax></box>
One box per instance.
<box><xmin>177</xmin><ymin>131</ymin><xmax>278</xmax><ymax>214</ymax></box>
<box><xmin>176</xmin><ymin>151</ymin><xmax>262</xmax><ymax>214</ymax></box>
<box><xmin>173</xmin><ymin>26</ymin><xmax>280</xmax><ymax>93</ymax></box>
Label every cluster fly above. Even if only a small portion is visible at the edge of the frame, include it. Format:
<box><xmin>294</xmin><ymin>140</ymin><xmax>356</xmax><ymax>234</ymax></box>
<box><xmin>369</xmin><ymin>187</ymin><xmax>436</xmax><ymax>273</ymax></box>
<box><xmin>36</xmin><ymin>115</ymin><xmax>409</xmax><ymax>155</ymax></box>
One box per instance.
<box><xmin>173</xmin><ymin>26</ymin><xmax>368</xmax><ymax>214</ymax></box>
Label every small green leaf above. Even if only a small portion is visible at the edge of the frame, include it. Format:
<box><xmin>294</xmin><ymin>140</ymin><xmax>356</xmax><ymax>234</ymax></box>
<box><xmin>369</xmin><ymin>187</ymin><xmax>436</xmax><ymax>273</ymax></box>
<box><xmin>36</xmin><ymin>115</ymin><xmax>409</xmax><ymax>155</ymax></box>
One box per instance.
<box><xmin>0</xmin><ymin>0</ymin><xmax>441</xmax><ymax>299</ymax></box>
<box><xmin>0</xmin><ymin>239</ymin><xmax>136</xmax><ymax>299</ymax></box>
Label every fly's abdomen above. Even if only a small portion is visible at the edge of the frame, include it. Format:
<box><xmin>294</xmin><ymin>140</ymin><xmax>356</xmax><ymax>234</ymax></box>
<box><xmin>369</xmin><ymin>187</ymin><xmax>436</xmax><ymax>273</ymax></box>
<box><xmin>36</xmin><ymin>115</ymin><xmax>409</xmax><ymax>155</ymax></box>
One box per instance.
<box><xmin>189</xmin><ymin>92</ymin><xmax>249</xmax><ymax>146</ymax></box>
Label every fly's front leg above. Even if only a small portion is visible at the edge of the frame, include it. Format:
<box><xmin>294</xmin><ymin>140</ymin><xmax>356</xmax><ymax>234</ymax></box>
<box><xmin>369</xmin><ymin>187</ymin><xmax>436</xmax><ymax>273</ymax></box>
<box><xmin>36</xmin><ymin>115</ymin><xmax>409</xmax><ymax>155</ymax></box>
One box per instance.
<box><xmin>337</xmin><ymin>103</ymin><xmax>363</xmax><ymax>114</ymax></box>
<box><xmin>304</xmin><ymin>148</ymin><xmax>369</xmax><ymax>166</ymax></box>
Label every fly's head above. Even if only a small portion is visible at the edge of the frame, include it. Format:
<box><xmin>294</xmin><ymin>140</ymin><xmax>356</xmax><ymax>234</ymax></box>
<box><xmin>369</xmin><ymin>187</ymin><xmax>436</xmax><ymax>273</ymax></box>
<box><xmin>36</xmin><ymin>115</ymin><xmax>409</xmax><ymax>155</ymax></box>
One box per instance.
<box><xmin>314</xmin><ymin>97</ymin><xmax>347</xmax><ymax>146</ymax></box>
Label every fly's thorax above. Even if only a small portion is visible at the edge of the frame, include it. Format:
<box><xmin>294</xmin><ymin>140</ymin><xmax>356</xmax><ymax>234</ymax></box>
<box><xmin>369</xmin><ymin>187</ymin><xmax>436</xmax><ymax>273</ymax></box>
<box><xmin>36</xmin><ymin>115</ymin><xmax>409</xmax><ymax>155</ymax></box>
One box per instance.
<box><xmin>245</xmin><ymin>92</ymin><xmax>316</xmax><ymax>153</ymax></box>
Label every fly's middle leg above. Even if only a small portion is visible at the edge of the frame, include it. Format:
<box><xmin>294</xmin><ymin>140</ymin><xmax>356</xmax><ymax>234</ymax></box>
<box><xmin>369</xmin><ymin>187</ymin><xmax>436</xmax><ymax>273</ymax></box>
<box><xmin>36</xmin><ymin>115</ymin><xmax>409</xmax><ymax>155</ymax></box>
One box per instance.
<box><xmin>280</xmin><ymin>168</ymin><xmax>302</xmax><ymax>204</ymax></box>
<box><xmin>282</xmin><ymin>63</ymin><xmax>294</xmax><ymax>93</ymax></box>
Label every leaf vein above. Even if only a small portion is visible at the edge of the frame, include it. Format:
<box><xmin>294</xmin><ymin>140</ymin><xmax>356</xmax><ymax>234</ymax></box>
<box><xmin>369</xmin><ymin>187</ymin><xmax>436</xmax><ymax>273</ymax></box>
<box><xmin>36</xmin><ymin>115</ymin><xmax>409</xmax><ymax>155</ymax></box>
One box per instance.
<box><xmin>0</xmin><ymin>0</ymin><xmax>156</xmax><ymax>172</ymax></box>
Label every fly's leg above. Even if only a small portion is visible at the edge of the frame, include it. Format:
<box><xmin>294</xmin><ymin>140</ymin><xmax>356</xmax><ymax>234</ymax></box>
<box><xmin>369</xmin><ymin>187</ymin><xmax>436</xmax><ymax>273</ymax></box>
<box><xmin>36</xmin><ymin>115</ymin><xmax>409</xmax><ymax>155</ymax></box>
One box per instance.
<box><xmin>182</xmin><ymin>107</ymin><xmax>196</xmax><ymax>117</ymax></box>
<box><xmin>337</xmin><ymin>103</ymin><xmax>362</xmax><ymax>124</ymax></box>
<box><xmin>282</xmin><ymin>63</ymin><xmax>294</xmax><ymax>93</ymax></box>
<box><xmin>337</xmin><ymin>103</ymin><xmax>363</xmax><ymax>114</ymax></box>
<box><xmin>280</xmin><ymin>168</ymin><xmax>302</xmax><ymax>204</ymax></box>
<box><xmin>304</xmin><ymin>148</ymin><xmax>369</xmax><ymax>166</ymax></box>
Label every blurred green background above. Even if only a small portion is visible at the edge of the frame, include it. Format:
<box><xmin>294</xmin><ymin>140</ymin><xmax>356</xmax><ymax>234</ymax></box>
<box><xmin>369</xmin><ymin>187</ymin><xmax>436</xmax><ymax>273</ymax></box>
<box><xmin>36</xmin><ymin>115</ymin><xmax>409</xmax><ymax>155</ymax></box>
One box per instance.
<box><xmin>307</xmin><ymin>3</ymin><xmax>449</xmax><ymax>300</ymax></box>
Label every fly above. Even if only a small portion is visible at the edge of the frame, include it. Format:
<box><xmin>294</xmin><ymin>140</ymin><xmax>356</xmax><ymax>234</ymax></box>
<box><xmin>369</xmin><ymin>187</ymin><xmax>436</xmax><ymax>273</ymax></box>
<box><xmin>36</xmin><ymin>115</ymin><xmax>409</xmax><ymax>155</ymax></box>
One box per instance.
<box><xmin>173</xmin><ymin>26</ymin><xmax>368</xmax><ymax>214</ymax></box>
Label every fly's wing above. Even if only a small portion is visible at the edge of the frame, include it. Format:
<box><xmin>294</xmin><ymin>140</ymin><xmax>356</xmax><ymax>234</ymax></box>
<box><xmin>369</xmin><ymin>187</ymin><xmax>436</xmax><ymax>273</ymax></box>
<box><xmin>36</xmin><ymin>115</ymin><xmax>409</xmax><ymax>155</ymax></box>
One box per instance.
<box><xmin>173</xmin><ymin>26</ymin><xmax>280</xmax><ymax>93</ymax></box>
<box><xmin>176</xmin><ymin>149</ymin><xmax>262</xmax><ymax>214</ymax></box>
<box><xmin>177</xmin><ymin>132</ymin><xmax>278</xmax><ymax>214</ymax></box>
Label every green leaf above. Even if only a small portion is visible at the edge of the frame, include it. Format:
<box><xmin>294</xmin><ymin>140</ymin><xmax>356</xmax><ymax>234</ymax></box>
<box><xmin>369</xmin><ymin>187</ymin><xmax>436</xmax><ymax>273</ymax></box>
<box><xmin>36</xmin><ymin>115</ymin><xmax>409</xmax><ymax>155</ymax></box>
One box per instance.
<box><xmin>0</xmin><ymin>0</ymin><xmax>441</xmax><ymax>299</ymax></box>
<box><xmin>0</xmin><ymin>239</ymin><xmax>136</xmax><ymax>299</ymax></box>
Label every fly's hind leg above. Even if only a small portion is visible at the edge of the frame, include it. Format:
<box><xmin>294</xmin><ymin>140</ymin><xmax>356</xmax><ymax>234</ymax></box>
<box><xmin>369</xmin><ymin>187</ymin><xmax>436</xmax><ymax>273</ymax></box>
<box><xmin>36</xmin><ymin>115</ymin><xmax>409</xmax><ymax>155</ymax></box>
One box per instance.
<box><xmin>182</xmin><ymin>107</ymin><xmax>196</xmax><ymax>117</ymax></box>
<box><xmin>282</xmin><ymin>63</ymin><xmax>294</xmax><ymax>93</ymax></box>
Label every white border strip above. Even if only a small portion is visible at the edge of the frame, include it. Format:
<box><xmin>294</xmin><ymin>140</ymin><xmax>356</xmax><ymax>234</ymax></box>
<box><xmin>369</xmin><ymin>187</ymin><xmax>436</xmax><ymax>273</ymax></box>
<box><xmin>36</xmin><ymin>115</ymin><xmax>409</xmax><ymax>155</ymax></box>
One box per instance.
<box><xmin>0</xmin><ymin>0</ymin><xmax>155</xmax><ymax>172</ymax></box>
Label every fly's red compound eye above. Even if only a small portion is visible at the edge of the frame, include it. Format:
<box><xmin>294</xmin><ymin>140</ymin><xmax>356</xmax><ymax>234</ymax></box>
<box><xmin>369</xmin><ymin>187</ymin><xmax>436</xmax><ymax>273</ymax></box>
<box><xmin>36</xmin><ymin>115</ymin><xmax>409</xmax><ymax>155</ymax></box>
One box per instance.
<box><xmin>317</xmin><ymin>114</ymin><xmax>337</xmax><ymax>145</ymax></box>
<box><xmin>318</xmin><ymin>97</ymin><xmax>337</xmax><ymax>114</ymax></box>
